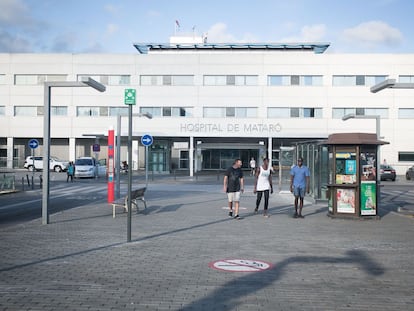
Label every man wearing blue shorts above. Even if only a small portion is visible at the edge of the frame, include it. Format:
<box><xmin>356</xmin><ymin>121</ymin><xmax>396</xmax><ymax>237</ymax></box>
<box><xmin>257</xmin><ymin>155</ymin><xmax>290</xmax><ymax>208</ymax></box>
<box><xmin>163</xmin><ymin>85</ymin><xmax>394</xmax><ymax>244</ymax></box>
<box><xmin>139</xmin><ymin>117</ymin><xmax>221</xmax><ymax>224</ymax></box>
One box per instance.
<box><xmin>290</xmin><ymin>157</ymin><xmax>310</xmax><ymax>218</ymax></box>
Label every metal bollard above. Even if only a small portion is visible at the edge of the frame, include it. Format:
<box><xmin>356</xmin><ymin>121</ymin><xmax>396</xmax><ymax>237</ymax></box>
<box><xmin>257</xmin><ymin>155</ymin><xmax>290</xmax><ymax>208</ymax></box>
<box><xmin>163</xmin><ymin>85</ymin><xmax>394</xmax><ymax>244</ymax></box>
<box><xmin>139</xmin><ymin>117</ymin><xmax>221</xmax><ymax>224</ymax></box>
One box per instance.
<box><xmin>39</xmin><ymin>175</ymin><xmax>42</xmax><ymax>188</ymax></box>
<box><xmin>31</xmin><ymin>176</ymin><xmax>34</xmax><ymax>190</ymax></box>
<box><xmin>174</xmin><ymin>169</ymin><xmax>176</xmax><ymax>181</ymax></box>
<box><xmin>26</xmin><ymin>174</ymin><xmax>30</xmax><ymax>187</ymax></box>
<box><xmin>22</xmin><ymin>177</ymin><xmax>25</xmax><ymax>191</ymax></box>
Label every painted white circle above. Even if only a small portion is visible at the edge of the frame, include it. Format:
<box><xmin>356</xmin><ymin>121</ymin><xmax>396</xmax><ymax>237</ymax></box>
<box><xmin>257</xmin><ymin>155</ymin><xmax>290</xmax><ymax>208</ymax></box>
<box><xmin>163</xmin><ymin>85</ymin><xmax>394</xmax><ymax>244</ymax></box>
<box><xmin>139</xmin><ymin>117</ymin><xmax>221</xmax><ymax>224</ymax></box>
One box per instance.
<box><xmin>209</xmin><ymin>259</ymin><xmax>272</xmax><ymax>272</ymax></box>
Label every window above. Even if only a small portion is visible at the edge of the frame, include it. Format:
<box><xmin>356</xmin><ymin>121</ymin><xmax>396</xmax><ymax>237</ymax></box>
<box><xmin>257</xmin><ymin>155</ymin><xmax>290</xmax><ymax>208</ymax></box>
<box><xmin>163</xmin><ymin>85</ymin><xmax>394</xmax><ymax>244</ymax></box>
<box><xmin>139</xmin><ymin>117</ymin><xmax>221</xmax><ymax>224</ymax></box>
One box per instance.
<box><xmin>398</xmin><ymin>152</ymin><xmax>414</xmax><ymax>162</ymax></box>
<box><xmin>140</xmin><ymin>75</ymin><xmax>193</xmax><ymax>86</ymax></box>
<box><xmin>109</xmin><ymin>107</ymin><xmax>129</xmax><ymax>116</ymax></box>
<box><xmin>78</xmin><ymin>75</ymin><xmax>130</xmax><ymax>85</ymax></box>
<box><xmin>0</xmin><ymin>74</ymin><xmax>5</xmax><ymax>84</ymax></box>
<box><xmin>226</xmin><ymin>75</ymin><xmax>235</xmax><ymax>85</ymax></box>
<box><xmin>52</xmin><ymin>106</ymin><xmax>67</xmax><ymax>116</ymax></box>
<box><xmin>268</xmin><ymin>107</ymin><xmax>322</xmax><ymax>118</ymax></box>
<box><xmin>204</xmin><ymin>75</ymin><xmax>258</xmax><ymax>86</ymax></box>
<box><xmin>332</xmin><ymin>75</ymin><xmax>387</xmax><ymax>86</ymax></box>
<box><xmin>268</xmin><ymin>108</ymin><xmax>290</xmax><ymax>118</ymax></box>
<box><xmin>290</xmin><ymin>108</ymin><xmax>300</xmax><ymax>117</ymax></box>
<box><xmin>0</xmin><ymin>106</ymin><xmax>5</xmax><ymax>115</ymax></box>
<box><xmin>163</xmin><ymin>107</ymin><xmax>172</xmax><ymax>117</ymax></box>
<box><xmin>236</xmin><ymin>107</ymin><xmax>257</xmax><ymax>118</ymax></box>
<box><xmin>180</xmin><ymin>150</ymin><xmax>189</xmax><ymax>169</ymax></box>
<box><xmin>14</xmin><ymin>106</ymin><xmax>38</xmax><ymax>116</ymax></box>
<box><xmin>399</xmin><ymin>75</ymin><xmax>414</xmax><ymax>83</ymax></box>
<box><xmin>203</xmin><ymin>107</ymin><xmax>257</xmax><ymax>118</ymax></box>
<box><xmin>172</xmin><ymin>107</ymin><xmax>189</xmax><ymax>117</ymax></box>
<box><xmin>291</xmin><ymin>75</ymin><xmax>300</xmax><ymax>85</ymax></box>
<box><xmin>304</xmin><ymin>108</ymin><xmax>320</xmax><ymax>118</ymax></box>
<box><xmin>140</xmin><ymin>106</ymin><xmax>192</xmax><ymax>117</ymax></box>
<box><xmin>268</xmin><ymin>75</ymin><xmax>322</xmax><ymax>86</ymax></box>
<box><xmin>77</xmin><ymin>107</ymin><xmax>100</xmax><ymax>117</ymax></box>
<box><xmin>172</xmin><ymin>75</ymin><xmax>193</xmax><ymax>86</ymax></box>
<box><xmin>356</xmin><ymin>75</ymin><xmax>365</xmax><ymax>86</ymax></box>
<box><xmin>398</xmin><ymin>108</ymin><xmax>414</xmax><ymax>118</ymax></box>
<box><xmin>14</xmin><ymin>74</ymin><xmax>67</xmax><ymax>85</ymax></box>
<box><xmin>204</xmin><ymin>107</ymin><xmax>224</xmax><ymax>118</ymax></box>
<box><xmin>226</xmin><ymin>107</ymin><xmax>235</xmax><ymax>117</ymax></box>
<box><xmin>204</xmin><ymin>75</ymin><xmax>226</xmax><ymax>86</ymax></box>
<box><xmin>332</xmin><ymin>108</ymin><xmax>388</xmax><ymax>119</ymax></box>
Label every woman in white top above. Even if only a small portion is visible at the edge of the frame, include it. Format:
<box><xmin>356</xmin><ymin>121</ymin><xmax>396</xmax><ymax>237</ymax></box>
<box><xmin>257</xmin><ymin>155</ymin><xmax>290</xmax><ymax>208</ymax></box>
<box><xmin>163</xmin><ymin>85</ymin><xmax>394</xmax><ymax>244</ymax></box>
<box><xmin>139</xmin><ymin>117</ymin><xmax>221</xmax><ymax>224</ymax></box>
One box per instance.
<box><xmin>253</xmin><ymin>158</ymin><xmax>273</xmax><ymax>217</ymax></box>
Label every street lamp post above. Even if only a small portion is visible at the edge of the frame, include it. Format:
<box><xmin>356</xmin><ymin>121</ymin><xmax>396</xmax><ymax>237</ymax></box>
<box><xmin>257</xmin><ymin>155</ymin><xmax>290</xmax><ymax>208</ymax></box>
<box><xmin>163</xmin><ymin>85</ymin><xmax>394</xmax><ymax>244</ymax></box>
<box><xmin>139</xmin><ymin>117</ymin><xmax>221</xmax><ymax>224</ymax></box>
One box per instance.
<box><xmin>115</xmin><ymin>113</ymin><xmax>152</xmax><ymax>200</ymax></box>
<box><xmin>42</xmin><ymin>78</ymin><xmax>105</xmax><ymax>225</ymax></box>
<box><xmin>124</xmin><ymin>112</ymin><xmax>152</xmax><ymax>243</ymax></box>
<box><xmin>342</xmin><ymin>113</ymin><xmax>381</xmax><ymax>211</ymax></box>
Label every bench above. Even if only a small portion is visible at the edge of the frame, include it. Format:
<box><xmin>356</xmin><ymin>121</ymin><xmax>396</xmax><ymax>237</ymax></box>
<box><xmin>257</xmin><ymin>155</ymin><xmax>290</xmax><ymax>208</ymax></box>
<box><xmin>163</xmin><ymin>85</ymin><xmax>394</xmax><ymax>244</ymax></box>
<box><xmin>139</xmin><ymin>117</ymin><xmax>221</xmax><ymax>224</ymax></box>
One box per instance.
<box><xmin>111</xmin><ymin>187</ymin><xmax>147</xmax><ymax>218</ymax></box>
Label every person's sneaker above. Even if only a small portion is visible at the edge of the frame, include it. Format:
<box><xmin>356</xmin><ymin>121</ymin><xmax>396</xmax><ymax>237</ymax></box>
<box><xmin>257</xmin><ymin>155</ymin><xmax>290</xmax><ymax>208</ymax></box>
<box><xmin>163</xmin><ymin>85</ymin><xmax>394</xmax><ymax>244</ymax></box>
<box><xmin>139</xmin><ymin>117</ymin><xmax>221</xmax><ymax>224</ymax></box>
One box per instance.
<box><xmin>254</xmin><ymin>208</ymin><xmax>258</xmax><ymax>214</ymax></box>
<box><xmin>263</xmin><ymin>213</ymin><xmax>269</xmax><ymax>218</ymax></box>
<box><xmin>228</xmin><ymin>211</ymin><xmax>233</xmax><ymax>217</ymax></box>
<box><xmin>293</xmin><ymin>213</ymin><xmax>298</xmax><ymax>218</ymax></box>
<box><xmin>298</xmin><ymin>214</ymin><xmax>305</xmax><ymax>219</ymax></box>
<box><xmin>234</xmin><ymin>214</ymin><xmax>241</xmax><ymax>220</ymax></box>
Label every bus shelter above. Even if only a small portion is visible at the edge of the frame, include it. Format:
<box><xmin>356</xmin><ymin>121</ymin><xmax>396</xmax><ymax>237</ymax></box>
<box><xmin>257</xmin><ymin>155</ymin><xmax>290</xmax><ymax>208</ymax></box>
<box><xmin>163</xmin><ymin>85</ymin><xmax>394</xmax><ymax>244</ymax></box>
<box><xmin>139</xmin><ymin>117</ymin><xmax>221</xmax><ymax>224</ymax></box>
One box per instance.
<box><xmin>325</xmin><ymin>133</ymin><xmax>388</xmax><ymax>219</ymax></box>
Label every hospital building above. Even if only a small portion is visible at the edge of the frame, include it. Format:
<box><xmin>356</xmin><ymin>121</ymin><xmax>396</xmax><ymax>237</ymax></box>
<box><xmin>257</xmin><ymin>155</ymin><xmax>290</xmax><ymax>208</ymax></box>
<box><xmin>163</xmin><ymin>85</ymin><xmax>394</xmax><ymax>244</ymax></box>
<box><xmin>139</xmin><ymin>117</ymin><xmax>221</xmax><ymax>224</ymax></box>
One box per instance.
<box><xmin>1</xmin><ymin>35</ymin><xmax>413</xmax><ymax>181</ymax></box>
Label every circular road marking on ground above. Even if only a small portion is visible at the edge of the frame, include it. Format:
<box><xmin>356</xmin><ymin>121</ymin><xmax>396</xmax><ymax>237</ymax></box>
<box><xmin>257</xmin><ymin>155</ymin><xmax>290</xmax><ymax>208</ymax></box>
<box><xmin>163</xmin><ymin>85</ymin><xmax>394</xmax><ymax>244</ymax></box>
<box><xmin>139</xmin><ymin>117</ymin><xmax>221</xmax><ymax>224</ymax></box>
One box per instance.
<box><xmin>209</xmin><ymin>259</ymin><xmax>273</xmax><ymax>272</ymax></box>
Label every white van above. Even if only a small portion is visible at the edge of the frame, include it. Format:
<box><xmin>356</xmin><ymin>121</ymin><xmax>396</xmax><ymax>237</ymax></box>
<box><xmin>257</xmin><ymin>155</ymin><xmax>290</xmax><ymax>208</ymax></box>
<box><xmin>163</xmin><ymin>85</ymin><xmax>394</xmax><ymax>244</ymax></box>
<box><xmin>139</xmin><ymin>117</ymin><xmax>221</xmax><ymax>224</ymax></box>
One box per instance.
<box><xmin>74</xmin><ymin>157</ymin><xmax>106</xmax><ymax>178</ymax></box>
<box><xmin>24</xmin><ymin>156</ymin><xmax>68</xmax><ymax>172</ymax></box>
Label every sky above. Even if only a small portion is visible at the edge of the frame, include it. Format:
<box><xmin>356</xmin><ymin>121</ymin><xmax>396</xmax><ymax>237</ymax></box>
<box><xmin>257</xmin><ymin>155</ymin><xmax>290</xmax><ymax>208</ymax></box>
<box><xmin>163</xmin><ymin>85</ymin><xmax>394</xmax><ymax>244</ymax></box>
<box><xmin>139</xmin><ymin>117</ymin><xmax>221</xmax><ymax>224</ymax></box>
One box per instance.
<box><xmin>0</xmin><ymin>0</ymin><xmax>413</xmax><ymax>54</ymax></box>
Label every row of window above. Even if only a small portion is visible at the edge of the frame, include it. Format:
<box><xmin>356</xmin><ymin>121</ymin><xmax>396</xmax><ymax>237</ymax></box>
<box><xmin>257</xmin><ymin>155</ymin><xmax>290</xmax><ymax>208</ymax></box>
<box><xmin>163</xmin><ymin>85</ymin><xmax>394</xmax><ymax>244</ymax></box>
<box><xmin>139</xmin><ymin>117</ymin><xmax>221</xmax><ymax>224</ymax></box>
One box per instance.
<box><xmin>3</xmin><ymin>105</ymin><xmax>414</xmax><ymax>119</ymax></box>
<box><xmin>3</xmin><ymin>74</ymin><xmax>414</xmax><ymax>86</ymax></box>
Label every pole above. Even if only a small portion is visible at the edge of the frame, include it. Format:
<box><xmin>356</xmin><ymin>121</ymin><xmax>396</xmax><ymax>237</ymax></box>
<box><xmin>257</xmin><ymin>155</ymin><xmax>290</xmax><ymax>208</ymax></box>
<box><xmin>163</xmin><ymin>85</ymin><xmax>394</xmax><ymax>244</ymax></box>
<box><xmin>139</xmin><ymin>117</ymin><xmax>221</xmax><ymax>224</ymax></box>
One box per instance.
<box><xmin>127</xmin><ymin>105</ymin><xmax>132</xmax><ymax>242</ymax></box>
<box><xmin>376</xmin><ymin>116</ymin><xmax>381</xmax><ymax>214</ymax></box>
<box><xmin>42</xmin><ymin>84</ymin><xmax>51</xmax><ymax>225</ymax></box>
<box><xmin>115</xmin><ymin>115</ymin><xmax>121</xmax><ymax>199</ymax></box>
<box><xmin>31</xmin><ymin>148</ymin><xmax>34</xmax><ymax>183</ymax></box>
<box><xmin>145</xmin><ymin>145</ymin><xmax>148</xmax><ymax>188</ymax></box>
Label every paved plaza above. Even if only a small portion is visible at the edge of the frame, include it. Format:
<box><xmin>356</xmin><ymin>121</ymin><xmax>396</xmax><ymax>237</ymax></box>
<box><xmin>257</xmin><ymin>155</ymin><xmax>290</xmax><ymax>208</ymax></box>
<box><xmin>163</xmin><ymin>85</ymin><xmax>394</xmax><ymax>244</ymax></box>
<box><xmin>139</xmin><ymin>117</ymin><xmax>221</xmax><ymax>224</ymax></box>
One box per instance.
<box><xmin>0</xmin><ymin>176</ymin><xmax>413</xmax><ymax>310</ymax></box>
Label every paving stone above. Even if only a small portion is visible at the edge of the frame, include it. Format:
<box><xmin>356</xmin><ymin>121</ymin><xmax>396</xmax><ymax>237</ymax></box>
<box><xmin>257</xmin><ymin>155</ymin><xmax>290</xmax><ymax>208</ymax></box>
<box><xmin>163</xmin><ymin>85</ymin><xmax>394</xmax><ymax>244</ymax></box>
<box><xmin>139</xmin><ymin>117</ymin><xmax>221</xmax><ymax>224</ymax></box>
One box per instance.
<box><xmin>0</xmin><ymin>179</ymin><xmax>413</xmax><ymax>310</ymax></box>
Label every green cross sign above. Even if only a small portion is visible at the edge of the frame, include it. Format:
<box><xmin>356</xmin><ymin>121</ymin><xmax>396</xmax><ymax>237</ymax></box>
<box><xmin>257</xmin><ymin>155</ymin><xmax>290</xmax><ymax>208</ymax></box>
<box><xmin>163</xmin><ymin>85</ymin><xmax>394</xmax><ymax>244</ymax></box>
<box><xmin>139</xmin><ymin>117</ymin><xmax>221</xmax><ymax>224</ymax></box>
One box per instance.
<box><xmin>124</xmin><ymin>89</ymin><xmax>136</xmax><ymax>105</ymax></box>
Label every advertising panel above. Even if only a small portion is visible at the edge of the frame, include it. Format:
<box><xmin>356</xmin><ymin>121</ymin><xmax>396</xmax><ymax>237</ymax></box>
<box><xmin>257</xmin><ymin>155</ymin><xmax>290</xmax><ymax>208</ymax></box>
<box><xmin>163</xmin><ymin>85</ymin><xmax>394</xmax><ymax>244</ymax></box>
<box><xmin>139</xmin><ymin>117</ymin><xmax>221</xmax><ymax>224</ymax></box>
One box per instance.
<box><xmin>336</xmin><ymin>188</ymin><xmax>356</xmax><ymax>213</ymax></box>
<box><xmin>360</xmin><ymin>181</ymin><xmax>377</xmax><ymax>216</ymax></box>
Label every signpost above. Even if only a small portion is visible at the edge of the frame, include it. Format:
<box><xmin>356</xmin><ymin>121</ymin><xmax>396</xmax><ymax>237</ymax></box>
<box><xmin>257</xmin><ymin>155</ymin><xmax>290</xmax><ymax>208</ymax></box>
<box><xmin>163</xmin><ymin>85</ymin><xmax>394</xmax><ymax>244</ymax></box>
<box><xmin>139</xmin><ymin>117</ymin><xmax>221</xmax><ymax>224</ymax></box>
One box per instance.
<box><xmin>125</xmin><ymin>88</ymin><xmax>136</xmax><ymax>242</ymax></box>
<box><xmin>141</xmin><ymin>134</ymin><xmax>153</xmax><ymax>188</ymax></box>
<box><xmin>28</xmin><ymin>139</ymin><xmax>39</xmax><ymax>188</ymax></box>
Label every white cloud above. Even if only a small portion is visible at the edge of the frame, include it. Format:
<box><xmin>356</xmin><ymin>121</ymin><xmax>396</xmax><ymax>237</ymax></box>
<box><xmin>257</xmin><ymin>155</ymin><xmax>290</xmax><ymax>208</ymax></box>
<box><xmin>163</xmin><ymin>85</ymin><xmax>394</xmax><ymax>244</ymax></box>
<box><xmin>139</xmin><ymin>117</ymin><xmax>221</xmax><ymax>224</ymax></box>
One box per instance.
<box><xmin>342</xmin><ymin>21</ymin><xmax>403</xmax><ymax>48</ymax></box>
<box><xmin>280</xmin><ymin>24</ymin><xmax>327</xmax><ymax>42</ymax></box>
<box><xmin>50</xmin><ymin>32</ymin><xmax>77</xmax><ymax>53</ymax></box>
<box><xmin>0</xmin><ymin>0</ymin><xmax>27</xmax><ymax>25</ymax></box>
<box><xmin>106</xmin><ymin>23</ymin><xmax>119</xmax><ymax>36</ymax></box>
<box><xmin>0</xmin><ymin>29</ymin><xmax>31</xmax><ymax>52</ymax></box>
<box><xmin>147</xmin><ymin>10</ymin><xmax>161</xmax><ymax>18</ymax></box>
<box><xmin>104</xmin><ymin>4</ymin><xmax>119</xmax><ymax>15</ymax></box>
<box><xmin>206</xmin><ymin>22</ymin><xmax>257</xmax><ymax>43</ymax></box>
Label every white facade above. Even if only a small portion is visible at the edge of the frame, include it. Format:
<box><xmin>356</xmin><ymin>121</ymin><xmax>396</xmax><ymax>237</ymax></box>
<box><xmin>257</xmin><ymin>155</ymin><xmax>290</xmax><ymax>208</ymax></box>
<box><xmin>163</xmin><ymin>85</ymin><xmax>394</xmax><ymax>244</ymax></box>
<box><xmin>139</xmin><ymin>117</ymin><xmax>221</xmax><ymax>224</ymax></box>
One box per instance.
<box><xmin>0</xmin><ymin>45</ymin><xmax>413</xmax><ymax>175</ymax></box>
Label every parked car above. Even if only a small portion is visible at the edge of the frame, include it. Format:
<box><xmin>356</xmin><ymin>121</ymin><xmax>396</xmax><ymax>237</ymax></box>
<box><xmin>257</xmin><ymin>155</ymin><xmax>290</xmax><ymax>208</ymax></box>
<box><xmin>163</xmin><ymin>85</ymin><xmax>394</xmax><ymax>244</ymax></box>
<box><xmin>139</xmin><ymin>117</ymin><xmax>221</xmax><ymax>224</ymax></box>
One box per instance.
<box><xmin>380</xmin><ymin>164</ymin><xmax>396</xmax><ymax>181</ymax></box>
<box><xmin>406</xmin><ymin>165</ymin><xmax>414</xmax><ymax>180</ymax></box>
<box><xmin>24</xmin><ymin>156</ymin><xmax>68</xmax><ymax>172</ymax></box>
<box><xmin>74</xmin><ymin>157</ymin><xmax>107</xmax><ymax>178</ymax></box>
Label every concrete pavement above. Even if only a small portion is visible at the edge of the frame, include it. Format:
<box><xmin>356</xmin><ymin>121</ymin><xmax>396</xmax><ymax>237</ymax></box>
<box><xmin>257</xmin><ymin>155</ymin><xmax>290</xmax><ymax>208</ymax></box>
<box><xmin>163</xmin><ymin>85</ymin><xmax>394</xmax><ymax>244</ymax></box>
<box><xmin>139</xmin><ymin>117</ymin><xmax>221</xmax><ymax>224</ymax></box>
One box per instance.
<box><xmin>0</xmin><ymin>175</ymin><xmax>413</xmax><ymax>310</ymax></box>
